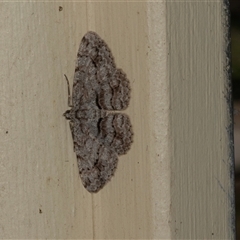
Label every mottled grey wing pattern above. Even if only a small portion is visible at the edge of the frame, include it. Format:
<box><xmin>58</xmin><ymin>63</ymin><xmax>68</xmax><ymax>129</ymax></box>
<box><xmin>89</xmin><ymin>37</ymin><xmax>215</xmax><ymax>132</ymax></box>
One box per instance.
<box><xmin>64</xmin><ymin>31</ymin><xmax>133</xmax><ymax>193</ymax></box>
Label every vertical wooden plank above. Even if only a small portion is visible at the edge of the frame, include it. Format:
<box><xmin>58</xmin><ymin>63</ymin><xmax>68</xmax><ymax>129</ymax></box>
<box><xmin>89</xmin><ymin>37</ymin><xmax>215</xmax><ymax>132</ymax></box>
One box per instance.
<box><xmin>147</xmin><ymin>2</ymin><xmax>171</xmax><ymax>239</ymax></box>
<box><xmin>167</xmin><ymin>0</ymin><xmax>235</xmax><ymax>239</ymax></box>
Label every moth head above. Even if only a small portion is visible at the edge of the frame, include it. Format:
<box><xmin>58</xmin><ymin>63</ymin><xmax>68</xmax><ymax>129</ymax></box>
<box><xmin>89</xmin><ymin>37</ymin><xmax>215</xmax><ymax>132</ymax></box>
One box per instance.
<box><xmin>63</xmin><ymin>110</ymin><xmax>71</xmax><ymax>120</ymax></box>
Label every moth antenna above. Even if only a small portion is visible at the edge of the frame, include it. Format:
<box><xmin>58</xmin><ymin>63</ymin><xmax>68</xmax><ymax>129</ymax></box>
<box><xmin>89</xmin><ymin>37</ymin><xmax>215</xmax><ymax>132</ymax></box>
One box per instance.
<box><xmin>64</xmin><ymin>74</ymin><xmax>73</xmax><ymax>107</ymax></box>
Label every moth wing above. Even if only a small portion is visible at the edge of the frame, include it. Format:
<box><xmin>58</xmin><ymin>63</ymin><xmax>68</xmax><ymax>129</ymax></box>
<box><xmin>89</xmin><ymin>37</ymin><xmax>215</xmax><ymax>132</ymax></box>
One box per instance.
<box><xmin>98</xmin><ymin>113</ymin><xmax>133</xmax><ymax>155</ymax></box>
<box><xmin>71</xmin><ymin>32</ymin><xmax>99</xmax><ymax>107</ymax></box>
<box><xmin>73</xmin><ymin>31</ymin><xmax>131</xmax><ymax>111</ymax></box>
<box><xmin>98</xmin><ymin>69</ymin><xmax>131</xmax><ymax>111</ymax></box>
<box><xmin>74</xmin><ymin>133</ymin><xmax>118</xmax><ymax>193</ymax></box>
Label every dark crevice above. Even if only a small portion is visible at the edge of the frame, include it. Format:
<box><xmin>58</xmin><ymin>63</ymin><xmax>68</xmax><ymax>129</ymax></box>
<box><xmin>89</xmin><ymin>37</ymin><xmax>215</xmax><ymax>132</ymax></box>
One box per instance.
<box><xmin>95</xmin><ymin>95</ymin><xmax>102</xmax><ymax>109</ymax></box>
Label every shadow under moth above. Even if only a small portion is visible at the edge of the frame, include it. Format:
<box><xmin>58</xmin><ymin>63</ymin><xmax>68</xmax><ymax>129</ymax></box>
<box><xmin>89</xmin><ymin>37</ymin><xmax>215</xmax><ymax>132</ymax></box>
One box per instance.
<box><xmin>64</xmin><ymin>31</ymin><xmax>133</xmax><ymax>193</ymax></box>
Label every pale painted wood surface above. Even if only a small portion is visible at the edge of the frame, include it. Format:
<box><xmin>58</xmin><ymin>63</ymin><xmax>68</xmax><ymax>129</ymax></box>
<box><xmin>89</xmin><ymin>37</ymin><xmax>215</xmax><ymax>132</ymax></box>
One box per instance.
<box><xmin>0</xmin><ymin>1</ymin><xmax>234</xmax><ymax>239</ymax></box>
<box><xmin>167</xmin><ymin>1</ymin><xmax>235</xmax><ymax>239</ymax></box>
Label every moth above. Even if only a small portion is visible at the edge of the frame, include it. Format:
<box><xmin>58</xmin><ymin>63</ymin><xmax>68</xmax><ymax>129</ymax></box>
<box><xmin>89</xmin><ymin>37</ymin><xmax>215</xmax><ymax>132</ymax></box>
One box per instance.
<box><xmin>64</xmin><ymin>31</ymin><xmax>133</xmax><ymax>193</ymax></box>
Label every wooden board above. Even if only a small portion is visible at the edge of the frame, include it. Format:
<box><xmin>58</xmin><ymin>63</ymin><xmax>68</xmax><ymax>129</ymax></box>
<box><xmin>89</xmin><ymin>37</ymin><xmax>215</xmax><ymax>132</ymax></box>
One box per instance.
<box><xmin>167</xmin><ymin>1</ymin><xmax>235</xmax><ymax>239</ymax></box>
<box><xmin>0</xmin><ymin>1</ymin><xmax>234</xmax><ymax>239</ymax></box>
